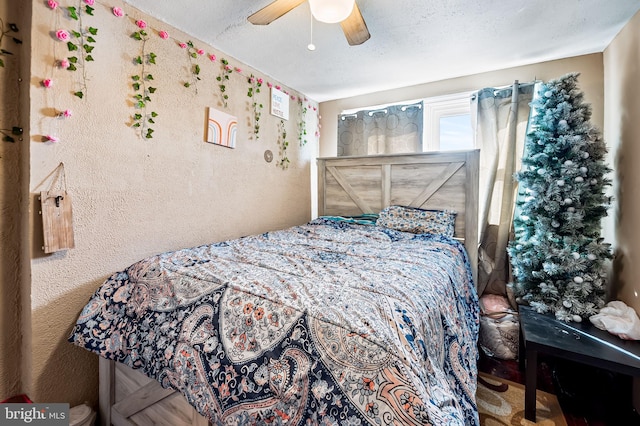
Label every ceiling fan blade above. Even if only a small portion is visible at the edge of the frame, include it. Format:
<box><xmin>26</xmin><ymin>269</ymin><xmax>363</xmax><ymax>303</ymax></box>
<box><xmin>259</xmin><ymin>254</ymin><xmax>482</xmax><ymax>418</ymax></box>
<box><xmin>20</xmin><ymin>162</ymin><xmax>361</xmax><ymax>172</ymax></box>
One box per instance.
<box><xmin>340</xmin><ymin>2</ymin><xmax>370</xmax><ymax>45</ymax></box>
<box><xmin>248</xmin><ymin>0</ymin><xmax>307</xmax><ymax>25</ymax></box>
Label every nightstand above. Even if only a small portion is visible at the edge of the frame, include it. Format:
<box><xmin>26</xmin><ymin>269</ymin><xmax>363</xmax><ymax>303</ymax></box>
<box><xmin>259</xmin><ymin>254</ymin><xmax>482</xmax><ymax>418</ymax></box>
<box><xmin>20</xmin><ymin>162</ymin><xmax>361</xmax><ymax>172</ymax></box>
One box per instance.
<box><xmin>518</xmin><ymin>305</ymin><xmax>640</xmax><ymax>422</ymax></box>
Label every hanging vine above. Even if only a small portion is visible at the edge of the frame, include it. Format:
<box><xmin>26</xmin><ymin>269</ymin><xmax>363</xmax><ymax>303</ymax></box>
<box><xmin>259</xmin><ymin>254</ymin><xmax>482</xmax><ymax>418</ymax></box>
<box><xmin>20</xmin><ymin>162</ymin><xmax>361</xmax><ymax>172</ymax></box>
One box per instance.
<box><xmin>0</xmin><ymin>19</ymin><xmax>22</xmax><ymax>149</ymax></box>
<box><xmin>247</xmin><ymin>74</ymin><xmax>263</xmax><ymax>140</ymax></box>
<box><xmin>277</xmin><ymin>120</ymin><xmax>290</xmax><ymax>170</ymax></box>
<box><xmin>216</xmin><ymin>58</ymin><xmax>233</xmax><ymax>108</ymax></box>
<box><xmin>181</xmin><ymin>40</ymin><xmax>204</xmax><ymax>92</ymax></box>
<box><xmin>297</xmin><ymin>97</ymin><xmax>308</xmax><ymax>147</ymax></box>
<box><xmin>130</xmin><ymin>20</ymin><xmax>157</xmax><ymax>139</ymax></box>
<box><xmin>0</xmin><ymin>18</ymin><xmax>21</xmax><ymax>68</ymax></box>
<box><xmin>59</xmin><ymin>1</ymin><xmax>98</xmax><ymax>99</ymax></box>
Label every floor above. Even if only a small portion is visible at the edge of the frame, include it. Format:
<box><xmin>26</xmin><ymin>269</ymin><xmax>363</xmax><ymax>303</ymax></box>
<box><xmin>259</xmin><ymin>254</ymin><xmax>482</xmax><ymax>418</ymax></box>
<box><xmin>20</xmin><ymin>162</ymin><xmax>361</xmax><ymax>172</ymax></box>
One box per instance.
<box><xmin>478</xmin><ymin>352</ymin><xmax>640</xmax><ymax>425</ymax></box>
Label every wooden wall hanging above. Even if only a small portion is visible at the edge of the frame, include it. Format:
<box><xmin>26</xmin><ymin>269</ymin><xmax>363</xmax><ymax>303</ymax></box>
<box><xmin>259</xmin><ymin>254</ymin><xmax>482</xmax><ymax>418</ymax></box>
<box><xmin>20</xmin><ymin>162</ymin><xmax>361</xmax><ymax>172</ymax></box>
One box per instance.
<box><xmin>40</xmin><ymin>162</ymin><xmax>75</xmax><ymax>253</ymax></box>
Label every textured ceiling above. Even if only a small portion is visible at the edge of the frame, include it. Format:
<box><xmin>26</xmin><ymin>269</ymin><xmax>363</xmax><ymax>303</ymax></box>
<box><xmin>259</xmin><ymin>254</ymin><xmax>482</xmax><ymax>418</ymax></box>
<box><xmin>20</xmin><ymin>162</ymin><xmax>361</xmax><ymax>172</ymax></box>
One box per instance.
<box><xmin>124</xmin><ymin>0</ymin><xmax>640</xmax><ymax>102</ymax></box>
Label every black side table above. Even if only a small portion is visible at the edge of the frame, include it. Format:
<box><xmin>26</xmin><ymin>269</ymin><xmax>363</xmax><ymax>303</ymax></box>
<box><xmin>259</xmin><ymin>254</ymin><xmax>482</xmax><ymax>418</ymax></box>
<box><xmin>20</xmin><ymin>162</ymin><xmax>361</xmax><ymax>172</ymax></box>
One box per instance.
<box><xmin>518</xmin><ymin>305</ymin><xmax>640</xmax><ymax>422</ymax></box>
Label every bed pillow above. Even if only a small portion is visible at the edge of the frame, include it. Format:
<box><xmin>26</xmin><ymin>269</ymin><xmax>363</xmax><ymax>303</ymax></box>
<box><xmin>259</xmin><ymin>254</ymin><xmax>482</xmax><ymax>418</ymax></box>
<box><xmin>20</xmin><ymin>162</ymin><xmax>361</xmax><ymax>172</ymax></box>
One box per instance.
<box><xmin>376</xmin><ymin>205</ymin><xmax>457</xmax><ymax>237</ymax></box>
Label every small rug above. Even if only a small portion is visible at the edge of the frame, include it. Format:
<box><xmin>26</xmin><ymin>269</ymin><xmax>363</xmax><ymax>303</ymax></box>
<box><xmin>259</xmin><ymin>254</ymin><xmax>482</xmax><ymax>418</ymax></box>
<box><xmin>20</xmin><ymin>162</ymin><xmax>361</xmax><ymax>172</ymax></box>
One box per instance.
<box><xmin>477</xmin><ymin>372</ymin><xmax>568</xmax><ymax>425</ymax></box>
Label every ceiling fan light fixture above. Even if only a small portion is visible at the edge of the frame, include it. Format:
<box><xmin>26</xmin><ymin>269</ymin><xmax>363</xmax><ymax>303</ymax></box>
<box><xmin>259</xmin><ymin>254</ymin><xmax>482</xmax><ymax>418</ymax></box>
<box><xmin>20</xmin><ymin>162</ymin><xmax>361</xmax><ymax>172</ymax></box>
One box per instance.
<box><xmin>308</xmin><ymin>0</ymin><xmax>355</xmax><ymax>24</ymax></box>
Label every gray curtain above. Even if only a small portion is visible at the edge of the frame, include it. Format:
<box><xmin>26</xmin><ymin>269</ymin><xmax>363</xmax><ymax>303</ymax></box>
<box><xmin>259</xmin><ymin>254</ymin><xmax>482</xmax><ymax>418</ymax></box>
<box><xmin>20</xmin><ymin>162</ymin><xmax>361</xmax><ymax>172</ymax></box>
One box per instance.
<box><xmin>338</xmin><ymin>102</ymin><xmax>423</xmax><ymax>156</ymax></box>
<box><xmin>472</xmin><ymin>82</ymin><xmax>537</xmax><ymax>300</ymax></box>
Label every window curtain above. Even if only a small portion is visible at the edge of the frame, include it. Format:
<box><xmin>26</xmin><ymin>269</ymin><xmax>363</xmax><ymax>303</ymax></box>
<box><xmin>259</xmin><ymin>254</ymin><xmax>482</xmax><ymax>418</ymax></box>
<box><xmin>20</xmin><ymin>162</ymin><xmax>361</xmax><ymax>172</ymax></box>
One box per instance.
<box><xmin>471</xmin><ymin>81</ymin><xmax>537</xmax><ymax>300</ymax></box>
<box><xmin>337</xmin><ymin>102</ymin><xmax>423</xmax><ymax>156</ymax></box>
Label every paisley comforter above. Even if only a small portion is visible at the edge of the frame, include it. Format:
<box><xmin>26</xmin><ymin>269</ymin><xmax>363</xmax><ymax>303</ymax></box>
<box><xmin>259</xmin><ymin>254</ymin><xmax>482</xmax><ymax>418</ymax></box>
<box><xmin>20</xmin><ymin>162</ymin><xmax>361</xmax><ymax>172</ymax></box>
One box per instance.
<box><xmin>69</xmin><ymin>218</ymin><xmax>479</xmax><ymax>425</ymax></box>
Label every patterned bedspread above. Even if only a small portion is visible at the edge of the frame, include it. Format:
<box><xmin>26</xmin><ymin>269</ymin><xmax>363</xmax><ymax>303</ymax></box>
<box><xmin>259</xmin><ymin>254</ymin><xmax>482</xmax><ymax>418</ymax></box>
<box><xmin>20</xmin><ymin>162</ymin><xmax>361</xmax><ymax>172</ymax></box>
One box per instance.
<box><xmin>69</xmin><ymin>218</ymin><xmax>479</xmax><ymax>425</ymax></box>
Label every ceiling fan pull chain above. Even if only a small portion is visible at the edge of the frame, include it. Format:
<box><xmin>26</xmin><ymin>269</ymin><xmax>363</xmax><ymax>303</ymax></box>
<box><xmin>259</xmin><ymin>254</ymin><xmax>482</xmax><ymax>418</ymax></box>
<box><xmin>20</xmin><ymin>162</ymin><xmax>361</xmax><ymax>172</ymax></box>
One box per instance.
<box><xmin>308</xmin><ymin>12</ymin><xmax>316</xmax><ymax>51</ymax></box>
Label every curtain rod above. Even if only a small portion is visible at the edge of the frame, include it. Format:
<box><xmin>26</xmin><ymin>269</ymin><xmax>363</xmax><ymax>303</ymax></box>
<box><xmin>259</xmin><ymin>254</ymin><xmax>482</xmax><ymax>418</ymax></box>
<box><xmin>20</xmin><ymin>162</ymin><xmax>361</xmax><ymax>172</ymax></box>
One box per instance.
<box><xmin>470</xmin><ymin>80</ymin><xmax>540</xmax><ymax>100</ymax></box>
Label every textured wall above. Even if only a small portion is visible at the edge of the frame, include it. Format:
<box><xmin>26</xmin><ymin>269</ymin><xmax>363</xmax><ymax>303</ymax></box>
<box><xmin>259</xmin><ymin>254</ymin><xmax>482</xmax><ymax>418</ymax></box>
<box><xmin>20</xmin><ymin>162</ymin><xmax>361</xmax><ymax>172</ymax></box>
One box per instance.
<box><xmin>0</xmin><ymin>0</ymin><xmax>30</xmax><ymax>402</ymax></box>
<box><xmin>603</xmin><ymin>11</ymin><xmax>640</xmax><ymax>316</ymax></box>
<box><xmin>26</xmin><ymin>0</ymin><xmax>317</xmax><ymax>405</ymax></box>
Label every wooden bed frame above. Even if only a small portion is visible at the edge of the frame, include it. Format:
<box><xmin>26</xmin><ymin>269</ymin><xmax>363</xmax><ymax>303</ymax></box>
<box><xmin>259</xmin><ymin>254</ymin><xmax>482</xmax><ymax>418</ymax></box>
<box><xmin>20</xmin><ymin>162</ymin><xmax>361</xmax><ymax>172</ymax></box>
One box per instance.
<box><xmin>98</xmin><ymin>150</ymin><xmax>480</xmax><ymax>426</ymax></box>
<box><xmin>317</xmin><ymin>149</ymin><xmax>479</xmax><ymax>278</ymax></box>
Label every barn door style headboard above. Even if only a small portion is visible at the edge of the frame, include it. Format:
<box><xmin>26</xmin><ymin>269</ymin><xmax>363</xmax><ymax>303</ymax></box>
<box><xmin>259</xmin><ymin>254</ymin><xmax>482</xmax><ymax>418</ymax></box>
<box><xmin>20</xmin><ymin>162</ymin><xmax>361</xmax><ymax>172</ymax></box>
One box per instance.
<box><xmin>317</xmin><ymin>150</ymin><xmax>480</xmax><ymax>281</ymax></box>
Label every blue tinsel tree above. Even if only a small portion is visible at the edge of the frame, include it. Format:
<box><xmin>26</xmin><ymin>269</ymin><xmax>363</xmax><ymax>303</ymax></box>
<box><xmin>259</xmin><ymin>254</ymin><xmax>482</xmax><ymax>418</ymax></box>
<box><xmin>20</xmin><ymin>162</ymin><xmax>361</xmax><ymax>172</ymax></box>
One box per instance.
<box><xmin>508</xmin><ymin>73</ymin><xmax>612</xmax><ymax>322</ymax></box>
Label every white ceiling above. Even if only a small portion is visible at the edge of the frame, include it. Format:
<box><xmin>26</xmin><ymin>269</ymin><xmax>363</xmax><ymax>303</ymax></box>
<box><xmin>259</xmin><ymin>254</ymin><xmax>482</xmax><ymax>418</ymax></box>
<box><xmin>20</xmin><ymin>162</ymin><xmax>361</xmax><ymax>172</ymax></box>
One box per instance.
<box><xmin>124</xmin><ymin>0</ymin><xmax>640</xmax><ymax>103</ymax></box>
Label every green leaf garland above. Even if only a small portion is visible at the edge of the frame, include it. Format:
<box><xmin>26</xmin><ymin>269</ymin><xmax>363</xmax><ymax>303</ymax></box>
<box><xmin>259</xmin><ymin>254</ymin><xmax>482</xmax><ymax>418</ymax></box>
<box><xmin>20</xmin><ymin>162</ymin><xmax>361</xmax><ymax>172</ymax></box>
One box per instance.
<box><xmin>247</xmin><ymin>74</ymin><xmax>263</xmax><ymax>140</ymax></box>
<box><xmin>297</xmin><ymin>98</ymin><xmax>308</xmax><ymax>147</ymax></box>
<box><xmin>130</xmin><ymin>27</ymin><xmax>158</xmax><ymax>139</ymax></box>
<box><xmin>62</xmin><ymin>1</ymin><xmax>98</xmax><ymax>99</ymax></box>
<box><xmin>0</xmin><ymin>18</ymin><xmax>21</xmax><ymax>68</ymax></box>
<box><xmin>277</xmin><ymin>120</ymin><xmax>290</xmax><ymax>170</ymax></box>
<box><xmin>216</xmin><ymin>58</ymin><xmax>233</xmax><ymax>108</ymax></box>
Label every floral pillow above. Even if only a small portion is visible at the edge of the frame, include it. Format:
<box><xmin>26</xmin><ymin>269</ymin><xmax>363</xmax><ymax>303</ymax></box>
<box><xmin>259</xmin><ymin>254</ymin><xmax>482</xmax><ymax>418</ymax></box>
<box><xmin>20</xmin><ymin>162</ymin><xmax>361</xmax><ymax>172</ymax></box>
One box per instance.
<box><xmin>376</xmin><ymin>205</ymin><xmax>457</xmax><ymax>237</ymax></box>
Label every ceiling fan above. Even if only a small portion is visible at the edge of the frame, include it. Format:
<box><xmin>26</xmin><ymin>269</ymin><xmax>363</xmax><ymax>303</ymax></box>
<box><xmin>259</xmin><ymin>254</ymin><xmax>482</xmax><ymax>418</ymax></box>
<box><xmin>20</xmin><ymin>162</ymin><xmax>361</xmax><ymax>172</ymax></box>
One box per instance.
<box><xmin>248</xmin><ymin>0</ymin><xmax>371</xmax><ymax>46</ymax></box>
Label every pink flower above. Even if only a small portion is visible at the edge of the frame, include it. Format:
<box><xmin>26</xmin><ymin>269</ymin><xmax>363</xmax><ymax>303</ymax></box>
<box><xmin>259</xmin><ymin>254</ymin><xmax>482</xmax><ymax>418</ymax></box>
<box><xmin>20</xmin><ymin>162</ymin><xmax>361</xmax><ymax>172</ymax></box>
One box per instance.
<box><xmin>62</xmin><ymin>109</ymin><xmax>72</xmax><ymax>118</ymax></box>
<box><xmin>45</xmin><ymin>135</ymin><xmax>59</xmax><ymax>143</ymax></box>
<box><xmin>208</xmin><ymin>54</ymin><xmax>216</xmax><ymax>62</ymax></box>
<box><xmin>224</xmin><ymin>65</ymin><xmax>232</xmax><ymax>72</ymax></box>
<box><xmin>196</xmin><ymin>49</ymin><xmax>205</xmax><ymax>55</ymax></box>
<box><xmin>257</xmin><ymin>78</ymin><xmax>263</xmax><ymax>85</ymax></box>
<box><xmin>55</xmin><ymin>29</ymin><xmax>70</xmax><ymax>41</ymax></box>
<box><xmin>135</xmin><ymin>20</ymin><xmax>147</xmax><ymax>29</ymax></box>
<box><xmin>267</xmin><ymin>82</ymin><xmax>273</xmax><ymax>88</ymax></box>
<box><xmin>235</xmin><ymin>67</ymin><xmax>242</xmax><ymax>73</ymax></box>
<box><xmin>275</xmin><ymin>85</ymin><xmax>281</xmax><ymax>90</ymax></box>
<box><xmin>179</xmin><ymin>42</ymin><xmax>187</xmax><ymax>49</ymax></box>
<box><xmin>59</xmin><ymin>59</ymin><xmax>70</xmax><ymax>69</ymax></box>
<box><xmin>112</xmin><ymin>7</ymin><xmax>124</xmax><ymax>17</ymax></box>
<box><xmin>158</xmin><ymin>30</ymin><xmax>169</xmax><ymax>40</ymax></box>
<box><xmin>290</xmin><ymin>95</ymin><xmax>296</xmax><ymax>100</ymax></box>
<box><xmin>47</xmin><ymin>0</ymin><xmax>58</xmax><ymax>10</ymax></box>
<box><xmin>42</xmin><ymin>79</ymin><xmax>53</xmax><ymax>88</ymax></box>
<box><xmin>84</xmin><ymin>0</ymin><xmax>95</xmax><ymax>5</ymax></box>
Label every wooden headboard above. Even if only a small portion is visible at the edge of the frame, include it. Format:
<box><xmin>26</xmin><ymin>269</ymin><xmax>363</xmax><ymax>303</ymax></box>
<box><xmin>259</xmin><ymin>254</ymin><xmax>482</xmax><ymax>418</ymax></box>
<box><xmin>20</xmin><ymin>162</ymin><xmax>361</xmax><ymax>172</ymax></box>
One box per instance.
<box><xmin>317</xmin><ymin>150</ymin><xmax>479</xmax><ymax>282</ymax></box>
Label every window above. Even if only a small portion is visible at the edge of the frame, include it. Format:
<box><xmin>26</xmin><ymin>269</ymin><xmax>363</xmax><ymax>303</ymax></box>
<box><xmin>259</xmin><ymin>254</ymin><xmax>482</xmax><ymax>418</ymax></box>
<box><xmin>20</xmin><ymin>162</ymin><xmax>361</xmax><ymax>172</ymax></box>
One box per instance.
<box><xmin>423</xmin><ymin>91</ymin><xmax>474</xmax><ymax>151</ymax></box>
<box><xmin>337</xmin><ymin>91</ymin><xmax>474</xmax><ymax>156</ymax></box>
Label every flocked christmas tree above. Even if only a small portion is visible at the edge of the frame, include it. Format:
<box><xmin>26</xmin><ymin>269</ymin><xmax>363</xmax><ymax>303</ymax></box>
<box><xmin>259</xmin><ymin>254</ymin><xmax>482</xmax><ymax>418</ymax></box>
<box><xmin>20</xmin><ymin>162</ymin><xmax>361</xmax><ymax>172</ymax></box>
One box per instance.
<box><xmin>508</xmin><ymin>73</ymin><xmax>612</xmax><ymax>322</ymax></box>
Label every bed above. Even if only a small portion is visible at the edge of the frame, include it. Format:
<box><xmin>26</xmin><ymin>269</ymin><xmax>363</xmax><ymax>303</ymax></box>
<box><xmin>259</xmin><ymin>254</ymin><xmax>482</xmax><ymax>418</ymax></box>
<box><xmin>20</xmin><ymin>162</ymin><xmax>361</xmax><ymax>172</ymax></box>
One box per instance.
<box><xmin>69</xmin><ymin>150</ymin><xmax>480</xmax><ymax>426</ymax></box>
